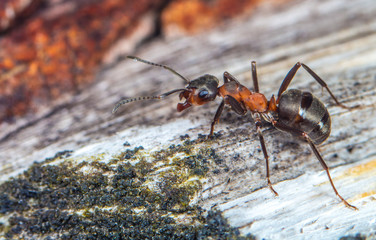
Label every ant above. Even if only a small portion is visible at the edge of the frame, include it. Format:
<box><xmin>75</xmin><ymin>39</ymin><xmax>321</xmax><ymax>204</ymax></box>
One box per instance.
<box><xmin>113</xmin><ymin>56</ymin><xmax>357</xmax><ymax>210</ymax></box>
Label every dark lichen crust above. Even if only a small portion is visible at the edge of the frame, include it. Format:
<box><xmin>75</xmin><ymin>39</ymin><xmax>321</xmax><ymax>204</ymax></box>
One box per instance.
<box><xmin>0</xmin><ymin>137</ymin><xmax>253</xmax><ymax>240</ymax></box>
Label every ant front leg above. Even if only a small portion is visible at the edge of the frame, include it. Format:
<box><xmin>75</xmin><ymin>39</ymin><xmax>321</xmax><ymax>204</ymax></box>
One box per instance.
<box><xmin>209</xmin><ymin>95</ymin><xmax>246</xmax><ymax>137</ymax></box>
<box><xmin>209</xmin><ymin>99</ymin><xmax>225</xmax><ymax>137</ymax></box>
<box><xmin>253</xmin><ymin>113</ymin><xmax>279</xmax><ymax>196</ymax></box>
<box><xmin>277</xmin><ymin>63</ymin><xmax>349</xmax><ymax>108</ymax></box>
<box><xmin>223</xmin><ymin>72</ymin><xmax>241</xmax><ymax>84</ymax></box>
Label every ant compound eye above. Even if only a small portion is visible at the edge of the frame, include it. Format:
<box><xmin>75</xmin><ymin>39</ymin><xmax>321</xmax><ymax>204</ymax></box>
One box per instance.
<box><xmin>198</xmin><ymin>90</ymin><xmax>209</xmax><ymax>99</ymax></box>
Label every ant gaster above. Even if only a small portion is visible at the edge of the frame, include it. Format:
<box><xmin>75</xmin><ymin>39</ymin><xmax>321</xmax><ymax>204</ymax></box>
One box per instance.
<box><xmin>113</xmin><ymin>56</ymin><xmax>357</xmax><ymax>210</ymax></box>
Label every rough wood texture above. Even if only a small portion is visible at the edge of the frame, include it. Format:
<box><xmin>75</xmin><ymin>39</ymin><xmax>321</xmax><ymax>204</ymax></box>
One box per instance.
<box><xmin>1</xmin><ymin>0</ymin><xmax>376</xmax><ymax>239</ymax></box>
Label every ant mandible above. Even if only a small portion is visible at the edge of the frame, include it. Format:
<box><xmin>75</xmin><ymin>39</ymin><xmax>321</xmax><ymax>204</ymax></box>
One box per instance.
<box><xmin>113</xmin><ymin>56</ymin><xmax>357</xmax><ymax>210</ymax></box>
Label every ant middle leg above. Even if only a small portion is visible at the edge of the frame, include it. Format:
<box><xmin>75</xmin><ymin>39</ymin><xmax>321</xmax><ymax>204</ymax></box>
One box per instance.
<box><xmin>277</xmin><ymin>63</ymin><xmax>348</xmax><ymax>108</ymax></box>
<box><xmin>253</xmin><ymin>113</ymin><xmax>279</xmax><ymax>196</ymax></box>
<box><xmin>251</xmin><ymin>61</ymin><xmax>260</xmax><ymax>93</ymax></box>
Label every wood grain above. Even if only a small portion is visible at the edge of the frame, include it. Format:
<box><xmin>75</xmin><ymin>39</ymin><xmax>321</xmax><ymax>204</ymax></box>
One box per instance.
<box><xmin>1</xmin><ymin>0</ymin><xmax>375</xmax><ymax>239</ymax></box>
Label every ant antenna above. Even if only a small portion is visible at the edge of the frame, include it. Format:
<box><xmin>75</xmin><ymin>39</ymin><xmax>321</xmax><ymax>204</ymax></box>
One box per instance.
<box><xmin>112</xmin><ymin>88</ymin><xmax>186</xmax><ymax>114</ymax></box>
<box><xmin>127</xmin><ymin>56</ymin><xmax>190</xmax><ymax>84</ymax></box>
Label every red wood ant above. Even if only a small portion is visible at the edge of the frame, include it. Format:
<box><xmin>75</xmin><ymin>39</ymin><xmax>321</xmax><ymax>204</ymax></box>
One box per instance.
<box><xmin>113</xmin><ymin>56</ymin><xmax>357</xmax><ymax>210</ymax></box>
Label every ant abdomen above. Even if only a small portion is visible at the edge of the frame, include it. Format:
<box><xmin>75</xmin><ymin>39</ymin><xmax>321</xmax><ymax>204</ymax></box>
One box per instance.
<box><xmin>278</xmin><ymin>89</ymin><xmax>331</xmax><ymax>145</ymax></box>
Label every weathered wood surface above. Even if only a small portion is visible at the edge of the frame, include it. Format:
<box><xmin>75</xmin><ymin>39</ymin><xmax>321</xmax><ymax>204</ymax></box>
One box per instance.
<box><xmin>1</xmin><ymin>0</ymin><xmax>376</xmax><ymax>239</ymax></box>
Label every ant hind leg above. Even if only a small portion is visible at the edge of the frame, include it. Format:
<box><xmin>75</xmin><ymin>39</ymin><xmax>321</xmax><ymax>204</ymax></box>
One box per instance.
<box><xmin>277</xmin><ymin>62</ymin><xmax>350</xmax><ymax>108</ymax></box>
<box><xmin>300</xmin><ymin>63</ymin><xmax>350</xmax><ymax>109</ymax></box>
<box><xmin>271</xmin><ymin>120</ymin><xmax>358</xmax><ymax>210</ymax></box>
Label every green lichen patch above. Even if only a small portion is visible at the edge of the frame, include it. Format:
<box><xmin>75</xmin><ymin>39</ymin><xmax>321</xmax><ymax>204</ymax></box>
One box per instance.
<box><xmin>0</xmin><ymin>137</ymin><xmax>252</xmax><ymax>239</ymax></box>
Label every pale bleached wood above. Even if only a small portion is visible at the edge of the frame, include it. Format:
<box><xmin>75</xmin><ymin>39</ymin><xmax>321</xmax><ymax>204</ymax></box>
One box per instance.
<box><xmin>1</xmin><ymin>0</ymin><xmax>376</xmax><ymax>239</ymax></box>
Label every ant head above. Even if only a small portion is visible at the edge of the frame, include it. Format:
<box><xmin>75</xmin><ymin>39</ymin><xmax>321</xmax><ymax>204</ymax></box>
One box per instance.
<box><xmin>112</xmin><ymin>56</ymin><xmax>219</xmax><ymax>114</ymax></box>
<box><xmin>177</xmin><ymin>74</ymin><xmax>219</xmax><ymax>112</ymax></box>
